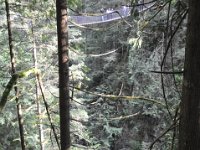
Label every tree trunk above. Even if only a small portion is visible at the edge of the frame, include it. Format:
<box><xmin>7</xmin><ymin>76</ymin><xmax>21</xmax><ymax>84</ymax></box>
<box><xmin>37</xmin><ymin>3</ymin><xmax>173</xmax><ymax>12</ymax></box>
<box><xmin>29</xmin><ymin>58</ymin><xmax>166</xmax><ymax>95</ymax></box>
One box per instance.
<box><xmin>31</xmin><ymin>22</ymin><xmax>44</xmax><ymax>150</ymax></box>
<box><xmin>179</xmin><ymin>0</ymin><xmax>200</xmax><ymax>149</ymax></box>
<box><xmin>56</xmin><ymin>0</ymin><xmax>71</xmax><ymax>150</ymax></box>
<box><xmin>5</xmin><ymin>0</ymin><xmax>26</xmax><ymax>149</ymax></box>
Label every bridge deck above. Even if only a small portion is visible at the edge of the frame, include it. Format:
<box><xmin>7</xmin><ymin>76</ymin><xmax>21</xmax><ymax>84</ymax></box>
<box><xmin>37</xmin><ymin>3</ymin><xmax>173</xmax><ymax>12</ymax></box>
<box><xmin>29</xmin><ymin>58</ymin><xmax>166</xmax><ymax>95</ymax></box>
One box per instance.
<box><xmin>69</xmin><ymin>2</ymin><xmax>156</xmax><ymax>26</ymax></box>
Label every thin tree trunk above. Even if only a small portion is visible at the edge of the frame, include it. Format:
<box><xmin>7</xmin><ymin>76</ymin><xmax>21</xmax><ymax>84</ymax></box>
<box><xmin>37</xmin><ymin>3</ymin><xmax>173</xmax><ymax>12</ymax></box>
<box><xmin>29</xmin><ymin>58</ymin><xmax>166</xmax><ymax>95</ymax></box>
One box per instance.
<box><xmin>4</xmin><ymin>0</ymin><xmax>25</xmax><ymax>149</ymax></box>
<box><xmin>31</xmin><ymin>22</ymin><xmax>44</xmax><ymax>150</ymax></box>
<box><xmin>179</xmin><ymin>0</ymin><xmax>200</xmax><ymax>149</ymax></box>
<box><xmin>56</xmin><ymin>0</ymin><xmax>71</xmax><ymax>149</ymax></box>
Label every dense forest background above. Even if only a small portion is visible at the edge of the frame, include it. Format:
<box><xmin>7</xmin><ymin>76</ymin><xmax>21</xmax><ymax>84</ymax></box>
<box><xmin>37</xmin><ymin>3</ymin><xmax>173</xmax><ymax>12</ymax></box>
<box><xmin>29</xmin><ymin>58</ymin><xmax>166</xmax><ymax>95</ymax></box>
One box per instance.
<box><xmin>0</xmin><ymin>0</ymin><xmax>188</xmax><ymax>149</ymax></box>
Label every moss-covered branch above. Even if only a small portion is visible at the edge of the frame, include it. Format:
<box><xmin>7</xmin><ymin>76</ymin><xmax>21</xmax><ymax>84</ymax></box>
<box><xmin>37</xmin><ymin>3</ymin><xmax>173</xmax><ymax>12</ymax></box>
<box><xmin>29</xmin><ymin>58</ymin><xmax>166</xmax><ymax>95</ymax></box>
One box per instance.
<box><xmin>70</xmin><ymin>86</ymin><xmax>165</xmax><ymax>106</ymax></box>
<box><xmin>0</xmin><ymin>68</ymin><xmax>40</xmax><ymax>112</ymax></box>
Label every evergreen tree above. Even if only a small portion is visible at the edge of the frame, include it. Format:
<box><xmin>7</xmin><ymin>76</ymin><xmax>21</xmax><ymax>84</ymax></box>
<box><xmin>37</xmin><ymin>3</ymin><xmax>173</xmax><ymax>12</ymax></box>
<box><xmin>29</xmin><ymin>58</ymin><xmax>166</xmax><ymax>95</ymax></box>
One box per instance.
<box><xmin>179</xmin><ymin>0</ymin><xmax>200</xmax><ymax>149</ymax></box>
<box><xmin>56</xmin><ymin>0</ymin><xmax>71</xmax><ymax>149</ymax></box>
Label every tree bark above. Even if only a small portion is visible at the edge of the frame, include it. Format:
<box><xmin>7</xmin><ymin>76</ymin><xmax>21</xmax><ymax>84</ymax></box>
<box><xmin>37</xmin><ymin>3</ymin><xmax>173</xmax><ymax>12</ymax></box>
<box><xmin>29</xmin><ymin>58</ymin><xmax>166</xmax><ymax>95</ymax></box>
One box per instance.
<box><xmin>56</xmin><ymin>0</ymin><xmax>71</xmax><ymax>150</ymax></box>
<box><xmin>31</xmin><ymin>22</ymin><xmax>44</xmax><ymax>150</ymax></box>
<box><xmin>5</xmin><ymin>0</ymin><xmax>26</xmax><ymax>149</ymax></box>
<box><xmin>179</xmin><ymin>0</ymin><xmax>200</xmax><ymax>149</ymax></box>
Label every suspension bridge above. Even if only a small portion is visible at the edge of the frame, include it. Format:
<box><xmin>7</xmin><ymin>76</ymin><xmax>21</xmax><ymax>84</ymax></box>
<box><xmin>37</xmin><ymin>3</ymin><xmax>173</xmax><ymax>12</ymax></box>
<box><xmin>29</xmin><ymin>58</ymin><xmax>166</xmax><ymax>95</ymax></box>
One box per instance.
<box><xmin>69</xmin><ymin>1</ymin><xmax>156</xmax><ymax>26</ymax></box>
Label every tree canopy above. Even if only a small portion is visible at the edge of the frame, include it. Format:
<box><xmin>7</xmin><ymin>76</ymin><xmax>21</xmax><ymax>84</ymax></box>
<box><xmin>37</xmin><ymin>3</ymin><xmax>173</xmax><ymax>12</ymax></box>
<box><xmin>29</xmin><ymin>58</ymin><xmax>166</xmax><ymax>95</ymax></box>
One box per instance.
<box><xmin>0</xmin><ymin>0</ymin><xmax>197</xmax><ymax>150</ymax></box>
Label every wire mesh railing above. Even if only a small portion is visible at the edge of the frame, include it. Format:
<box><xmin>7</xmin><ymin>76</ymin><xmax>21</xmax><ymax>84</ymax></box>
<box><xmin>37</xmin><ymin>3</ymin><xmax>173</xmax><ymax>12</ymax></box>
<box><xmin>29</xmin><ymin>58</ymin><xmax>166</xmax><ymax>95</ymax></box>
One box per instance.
<box><xmin>69</xmin><ymin>1</ymin><xmax>156</xmax><ymax>26</ymax></box>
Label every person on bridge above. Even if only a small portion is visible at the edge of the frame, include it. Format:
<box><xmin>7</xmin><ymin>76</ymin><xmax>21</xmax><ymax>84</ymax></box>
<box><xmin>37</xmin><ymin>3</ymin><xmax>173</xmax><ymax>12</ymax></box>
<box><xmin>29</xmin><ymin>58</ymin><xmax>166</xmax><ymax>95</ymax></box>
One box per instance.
<box><xmin>106</xmin><ymin>8</ymin><xmax>114</xmax><ymax>19</ymax></box>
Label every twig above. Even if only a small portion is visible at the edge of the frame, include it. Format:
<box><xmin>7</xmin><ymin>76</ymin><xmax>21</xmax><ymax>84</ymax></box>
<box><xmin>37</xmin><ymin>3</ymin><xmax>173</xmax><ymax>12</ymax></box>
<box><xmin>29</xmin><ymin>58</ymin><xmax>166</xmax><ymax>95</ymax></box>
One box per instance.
<box><xmin>71</xmin><ymin>98</ymin><xmax>85</xmax><ymax>106</ymax></box>
<box><xmin>170</xmin><ymin>105</ymin><xmax>180</xmax><ymax>150</ymax></box>
<box><xmin>36</xmin><ymin>73</ymin><xmax>60</xmax><ymax>150</ymax></box>
<box><xmin>170</xmin><ymin>9</ymin><xmax>186</xmax><ymax>100</ymax></box>
<box><xmin>130</xmin><ymin>0</ymin><xmax>158</xmax><ymax>8</ymax></box>
<box><xmin>70</xmin><ymin>86</ymin><xmax>165</xmax><ymax>106</ymax></box>
<box><xmin>111</xmin><ymin>10</ymin><xmax>133</xmax><ymax>27</ymax></box>
<box><xmin>158</xmin><ymin>0</ymin><xmax>173</xmax><ymax>119</ymax></box>
<box><xmin>161</xmin><ymin>32</ymin><xmax>173</xmax><ymax>119</ymax></box>
<box><xmin>72</xmin><ymin>144</ymin><xmax>90</xmax><ymax>149</ymax></box>
<box><xmin>161</xmin><ymin>9</ymin><xmax>188</xmax><ymax>68</ymax></box>
<box><xmin>159</xmin><ymin>9</ymin><xmax>188</xmax><ymax>119</ymax></box>
<box><xmin>150</xmin><ymin>70</ymin><xmax>184</xmax><ymax>74</ymax></box>
<box><xmin>147</xmin><ymin>0</ymin><xmax>171</xmax><ymax>22</ymax></box>
<box><xmin>31</xmin><ymin>19</ymin><xmax>44</xmax><ymax>150</ymax></box>
<box><xmin>109</xmin><ymin>111</ymin><xmax>140</xmax><ymax>121</ymax></box>
<box><xmin>46</xmin><ymin>85</ymin><xmax>85</xmax><ymax>106</ymax></box>
<box><xmin>70</xmin><ymin>71</ymin><xmax>75</xmax><ymax>100</ymax></box>
<box><xmin>118</xmin><ymin>83</ymin><xmax>124</xmax><ymax>96</ymax></box>
<box><xmin>149</xmin><ymin>123</ymin><xmax>178</xmax><ymax>150</ymax></box>
<box><xmin>70</xmin><ymin>118</ymin><xmax>87</xmax><ymax>125</ymax></box>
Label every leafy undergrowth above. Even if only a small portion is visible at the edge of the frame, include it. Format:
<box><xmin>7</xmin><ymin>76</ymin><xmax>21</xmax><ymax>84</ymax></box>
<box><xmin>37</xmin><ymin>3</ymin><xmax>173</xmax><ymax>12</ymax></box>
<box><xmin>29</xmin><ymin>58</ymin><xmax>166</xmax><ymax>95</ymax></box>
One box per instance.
<box><xmin>69</xmin><ymin>3</ymin><xmax>186</xmax><ymax>149</ymax></box>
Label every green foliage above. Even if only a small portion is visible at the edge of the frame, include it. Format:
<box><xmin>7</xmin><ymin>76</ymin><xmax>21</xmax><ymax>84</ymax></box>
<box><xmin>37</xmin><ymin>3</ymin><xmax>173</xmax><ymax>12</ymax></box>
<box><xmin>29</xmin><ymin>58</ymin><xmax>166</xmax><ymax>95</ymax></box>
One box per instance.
<box><xmin>0</xmin><ymin>68</ymin><xmax>39</xmax><ymax>112</ymax></box>
<box><xmin>129</xmin><ymin>37</ymin><xmax>142</xmax><ymax>49</ymax></box>
<box><xmin>0</xmin><ymin>74</ymin><xmax>18</xmax><ymax>112</ymax></box>
<box><xmin>0</xmin><ymin>0</ymin><xmax>186</xmax><ymax>149</ymax></box>
<box><xmin>130</xmin><ymin>140</ymin><xmax>142</xmax><ymax>150</ymax></box>
<box><xmin>104</xmin><ymin>121</ymin><xmax>122</xmax><ymax>138</ymax></box>
<box><xmin>0</xmin><ymin>0</ymin><xmax>59</xmax><ymax>148</ymax></box>
<box><xmin>68</xmin><ymin>0</ymin><xmax>81</xmax><ymax>8</ymax></box>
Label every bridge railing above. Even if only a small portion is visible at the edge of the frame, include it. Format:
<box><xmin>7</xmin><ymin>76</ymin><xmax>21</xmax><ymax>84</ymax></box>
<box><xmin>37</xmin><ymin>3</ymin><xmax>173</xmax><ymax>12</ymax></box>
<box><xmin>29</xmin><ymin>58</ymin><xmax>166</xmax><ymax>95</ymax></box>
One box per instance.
<box><xmin>69</xmin><ymin>1</ymin><xmax>156</xmax><ymax>26</ymax></box>
<box><xmin>69</xmin><ymin>6</ymin><xmax>130</xmax><ymax>26</ymax></box>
